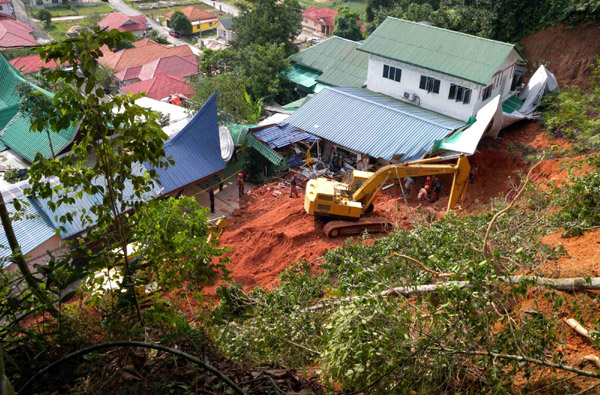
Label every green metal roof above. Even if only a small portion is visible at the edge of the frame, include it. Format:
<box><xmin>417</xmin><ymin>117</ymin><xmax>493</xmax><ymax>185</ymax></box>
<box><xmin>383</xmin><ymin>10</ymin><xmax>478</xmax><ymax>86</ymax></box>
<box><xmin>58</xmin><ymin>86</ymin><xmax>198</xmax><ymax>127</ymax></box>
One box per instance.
<box><xmin>0</xmin><ymin>55</ymin><xmax>78</xmax><ymax>163</ymax></box>
<box><xmin>289</xmin><ymin>36</ymin><xmax>368</xmax><ymax>88</ymax></box>
<box><xmin>358</xmin><ymin>18</ymin><xmax>517</xmax><ymax>86</ymax></box>
<box><xmin>225</xmin><ymin>123</ymin><xmax>258</xmax><ymax>145</ymax></box>
<box><xmin>283</xmin><ymin>96</ymin><xmax>310</xmax><ymax>111</ymax></box>
<box><xmin>246</xmin><ymin>134</ymin><xmax>284</xmax><ymax>165</ymax></box>
<box><xmin>502</xmin><ymin>96</ymin><xmax>524</xmax><ymax>114</ymax></box>
<box><xmin>286</xmin><ymin>64</ymin><xmax>320</xmax><ymax>89</ymax></box>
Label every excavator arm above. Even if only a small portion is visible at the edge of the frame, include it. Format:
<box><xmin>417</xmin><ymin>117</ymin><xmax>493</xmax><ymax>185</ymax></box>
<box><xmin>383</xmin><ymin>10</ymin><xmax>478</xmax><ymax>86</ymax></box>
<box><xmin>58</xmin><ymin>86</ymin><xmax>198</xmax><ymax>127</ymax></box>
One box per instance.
<box><xmin>352</xmin><ymin>155</ymin><xmax>471</xmax><ymax>212</ymax></box>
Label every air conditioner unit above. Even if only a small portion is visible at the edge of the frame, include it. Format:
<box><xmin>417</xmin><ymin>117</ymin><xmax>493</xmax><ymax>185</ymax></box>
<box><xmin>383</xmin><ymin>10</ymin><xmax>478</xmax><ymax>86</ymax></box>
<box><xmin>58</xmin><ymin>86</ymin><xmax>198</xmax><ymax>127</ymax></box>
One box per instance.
<box><xmin>403</xmin><ymin>91</ymin><xmax>416</xmax><ymax>101</ymax></box>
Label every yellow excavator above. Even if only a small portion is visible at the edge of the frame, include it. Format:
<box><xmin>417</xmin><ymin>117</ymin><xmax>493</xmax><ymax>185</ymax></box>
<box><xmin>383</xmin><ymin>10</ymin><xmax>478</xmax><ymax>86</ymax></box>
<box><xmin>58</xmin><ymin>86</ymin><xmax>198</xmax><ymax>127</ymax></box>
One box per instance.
<box><xmin>304</xmin><ymin>155</ymin><xmax>471</xmax><ymax>237</ymax></box>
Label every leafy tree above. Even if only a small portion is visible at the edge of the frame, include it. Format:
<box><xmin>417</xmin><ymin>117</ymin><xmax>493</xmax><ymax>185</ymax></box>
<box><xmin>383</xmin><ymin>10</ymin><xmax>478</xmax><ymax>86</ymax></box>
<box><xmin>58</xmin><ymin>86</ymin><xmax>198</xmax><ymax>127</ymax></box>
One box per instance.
<box><xmin>333</xmin><ymin>6</ymin><xmax>363</xmax><ymax>41</ymax></box>
<box><xmin>37</xmin><ymin>9</ymin><xmax>52</xmax><ymax>27</ymax></box>
<box><xmin>231</xmin><ymin>0</ymin><xmax>302</xmax><ymax>57</ymax></box>
<box><xmin>17</xmin><ymin>29</ymin><xmax>171</xmax><ymax>318</ymax></box>
<box><xmin>148</xmin><ymin>29</ymin><xmax>169</xmax><ymax>45</ymax></box>
<box><xmin>170</xmin><ymin>11</ymin><xmax>193</xmax><ymax>35</ymax></box>
<box><xmin>115</xmin><ymin>39</ymin><xmax>134</xmax><ymax>50</ymax></box>
<box><xmin>95</xmin><ymin>65</ymin><xmax>117</xmax><ymax>92</ymax></box>
<box><xmin>188</xmin><ymin>73</ymin><xmax>255</xmax><ymax>123</ymax></box>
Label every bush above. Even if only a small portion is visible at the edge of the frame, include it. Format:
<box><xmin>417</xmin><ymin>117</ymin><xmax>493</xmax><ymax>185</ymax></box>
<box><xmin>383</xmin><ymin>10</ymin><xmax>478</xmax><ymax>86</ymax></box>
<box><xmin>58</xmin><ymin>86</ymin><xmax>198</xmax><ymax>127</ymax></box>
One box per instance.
<box><xmin>555</xmin><ymin>155</ymin><xmax>600</xmax><ymax>236</ymax></box>
<box><xmin>37</xmin><ymin>9</ymin><xmax>52</xmax><ymax>27</ymax></box>
<box><xmin>148</xmin><ymin>29</ymin><xmax>169</xmax><ymax>45</ymax></box>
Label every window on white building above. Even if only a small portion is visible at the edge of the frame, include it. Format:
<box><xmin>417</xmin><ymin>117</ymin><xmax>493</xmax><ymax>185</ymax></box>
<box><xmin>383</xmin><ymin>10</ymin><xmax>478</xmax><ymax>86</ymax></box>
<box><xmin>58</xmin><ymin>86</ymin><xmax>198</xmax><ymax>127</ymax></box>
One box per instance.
<box><xmin>419</xmin><ymin>75</ymin><xmax>440</xmax><ymax>94</ymax></box>
<box><xmin>382</xmin><ymin>64</ymin><xmax>401</xmax><ymax>82</ymax></box>
<box><xmin>448</xmin><ymin>83</ymin><xmax>472</xmax><ymax>104</ymax></box>
<box><xmin>482</xmin><ymin>84</ymin><xmax>493</xmax><ymax>101</ymax></box>
<box><xmin>36</xmin><ymin>0</ymin><xmax>42</xmax><ymax>5</ymax></box>
<box><xmin>304</xmin><ymin>18</ymin><xmax>307</xmax><ymax>23</ymax></box>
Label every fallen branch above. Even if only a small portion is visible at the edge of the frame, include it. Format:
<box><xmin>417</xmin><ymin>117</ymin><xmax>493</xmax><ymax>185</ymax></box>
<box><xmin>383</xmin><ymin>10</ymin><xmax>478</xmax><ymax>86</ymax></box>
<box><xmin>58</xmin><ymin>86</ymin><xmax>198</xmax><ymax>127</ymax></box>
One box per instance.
<box><xmin>576</xmin><ymin>355</ymin><xmax>600</xmax><ymax>370</ymax></box>
<box><xmin>391</xmin><ymin>252</ymin><xmax>453</xmax><ymax>278</ymax></box>
<box><xmin>482</xmin><ymin>153</ymin><xmax>546</xmax><ymax>257</ymax></box>
<box><xmin>565</xmin><ymin>318</ymin><xmax>594</xmax><ymax>343</ymax></box>
<box><xmin>305</xmin><ymin>276</ymin><xmax>600</xmax><ymax>311</ymax></box>
<box><xmin>436</xmin><ymin>346</ymin><xmax>600</xmax><ymax>380</ymax></box>
<box><xmin>19</xmin><ymin>341</ymin><xmax>245</xmax><ymax>394</ymax></box>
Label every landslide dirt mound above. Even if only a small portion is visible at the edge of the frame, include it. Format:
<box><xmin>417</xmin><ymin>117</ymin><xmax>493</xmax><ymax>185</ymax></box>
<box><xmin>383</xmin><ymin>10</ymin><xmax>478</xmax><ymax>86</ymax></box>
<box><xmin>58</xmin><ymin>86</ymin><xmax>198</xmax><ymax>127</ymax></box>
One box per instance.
<box><xmin>521</xmin><ymin>22</ymin><xmax>600</xmax><ymax>89</ymax></box>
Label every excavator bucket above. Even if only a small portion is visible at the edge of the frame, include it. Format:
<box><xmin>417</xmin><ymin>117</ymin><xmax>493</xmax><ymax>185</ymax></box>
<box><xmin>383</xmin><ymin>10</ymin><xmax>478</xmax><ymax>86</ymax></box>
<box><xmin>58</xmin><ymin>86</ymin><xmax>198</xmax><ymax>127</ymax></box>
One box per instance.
<box><xmin>447</xmin><ymin>155</ymin><xmax>471</xmax><ymax>210</ymax></box>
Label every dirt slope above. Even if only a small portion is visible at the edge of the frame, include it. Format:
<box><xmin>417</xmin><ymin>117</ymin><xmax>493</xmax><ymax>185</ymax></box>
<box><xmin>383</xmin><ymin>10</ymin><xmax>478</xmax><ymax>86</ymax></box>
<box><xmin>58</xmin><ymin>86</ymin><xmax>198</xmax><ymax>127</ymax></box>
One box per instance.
<box><xmin>521</xmin><ymin>22</ymin><xmax>600</xmax><ymax>88</ymax></box>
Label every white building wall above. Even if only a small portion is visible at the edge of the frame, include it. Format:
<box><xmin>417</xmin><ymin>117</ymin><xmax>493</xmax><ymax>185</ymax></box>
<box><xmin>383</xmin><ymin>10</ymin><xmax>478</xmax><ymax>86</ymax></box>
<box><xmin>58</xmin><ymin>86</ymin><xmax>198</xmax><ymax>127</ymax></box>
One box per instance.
<box><xmin>366</xmin><ymin>52</ymin><xmax>519</xmax><ymax>122</ymax></box>
<box><xmin>0</xmin><ymin>2</ymin><xmax>13</xmax><ymax>16</ymax></box>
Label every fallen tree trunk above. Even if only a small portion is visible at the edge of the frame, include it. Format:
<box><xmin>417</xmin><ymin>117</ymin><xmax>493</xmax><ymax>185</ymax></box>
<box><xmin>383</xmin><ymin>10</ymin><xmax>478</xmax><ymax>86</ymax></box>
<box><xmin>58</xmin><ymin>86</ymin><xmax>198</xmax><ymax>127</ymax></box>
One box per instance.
<box><xmin>306</xmin><ymin>277</ymin><xmax>600</xmax><ymax>311</ymax></box>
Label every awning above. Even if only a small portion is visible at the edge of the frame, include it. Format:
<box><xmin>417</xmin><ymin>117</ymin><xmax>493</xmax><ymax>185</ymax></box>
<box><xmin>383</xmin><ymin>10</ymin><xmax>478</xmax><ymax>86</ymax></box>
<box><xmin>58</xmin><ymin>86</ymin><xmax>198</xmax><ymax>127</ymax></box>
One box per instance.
<box><xmin>286</xmin><ymin>64</ymin><xmax>321</xmax><ymax>90</ymax></box>
<box><xmin>246</xmin><ymin>134</ymin><xmax>284</xmax><ymax>166</ymax></box>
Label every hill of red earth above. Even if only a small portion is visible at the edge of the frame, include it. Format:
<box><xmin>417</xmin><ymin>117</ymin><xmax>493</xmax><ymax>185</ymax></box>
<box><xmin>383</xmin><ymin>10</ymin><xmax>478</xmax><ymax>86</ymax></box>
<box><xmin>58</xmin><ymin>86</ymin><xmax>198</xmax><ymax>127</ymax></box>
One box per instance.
<box><xmin>521</xmin><ymin>22</ymin><xmax>600</xmax><ymax>88</ymax></box>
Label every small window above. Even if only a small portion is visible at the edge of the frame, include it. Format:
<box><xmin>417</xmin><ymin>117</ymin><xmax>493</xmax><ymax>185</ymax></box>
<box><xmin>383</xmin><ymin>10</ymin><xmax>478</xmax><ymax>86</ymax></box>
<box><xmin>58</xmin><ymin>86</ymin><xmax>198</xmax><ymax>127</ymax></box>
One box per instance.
<box><xmin>482</xmin><ymin>84</ymin><xmax>493</xmax><ymax>101</ymax></box>
<box><xmin>313</xmin><ymin>22</ymin><xmax>317</xmax><ymax>26</ymax></box>
<box><xmin>449</xmin><ymin>83</ymin><xmax>472</xmax><ymax>104</ymax></box>
<box><xmin>304</xmin><ymin>18</ymin><xmax>307</xmax><ymax>23</ymax></box>
<box><xmin>420</xmin><ymin>75</ymin><xmax>440</xmax><ymax>94</ymax></box>
<box><xmin>36</xmin><ymin>0</ymin><xmax>42</xmax><ymax>4</ymax></box>
<box><xmin>382</xmin><ymin>64</ymin><xmax>401</xmax><ymax>83</ymax></box>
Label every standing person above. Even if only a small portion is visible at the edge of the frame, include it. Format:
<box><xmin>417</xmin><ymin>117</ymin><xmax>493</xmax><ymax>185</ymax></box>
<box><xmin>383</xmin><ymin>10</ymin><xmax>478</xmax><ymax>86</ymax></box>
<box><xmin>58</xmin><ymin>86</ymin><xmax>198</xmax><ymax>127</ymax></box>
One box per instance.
<box><xmin>290</xmin><ymin>174</ymin><xmax>299</xmax><ymax>198</ymax></box>
<box><xmin>418</xmin><ymin>184</ymin><xmax>430</xmax><ymax>207</ymax></box>
<box><xmin>403</xmin><ymin>177</ymin><xmax>414</xmax><ymax>196</ymax></box>
<box><xmin>424</xmin><ymin>176</ymin><xmax>433</xmax><ymax>190</ymax></box>
<box><xmin>209</xmin><ymin>186</ymin><xmax>215</xmax><ymax>213</ymax></box>
<box><xmin>431</xmin><ymin>177</ymin><xmax>441</xmax><ymax>202</ymax></box>
<box><xmin>237</xmin><ymin>173</ymin><xmax>245</xmax><ymax>198</ymax></box>
<box><xmin>469</xmin><ymin>162</ymin><xmax>479</xmax><ymax>185</ymax></box>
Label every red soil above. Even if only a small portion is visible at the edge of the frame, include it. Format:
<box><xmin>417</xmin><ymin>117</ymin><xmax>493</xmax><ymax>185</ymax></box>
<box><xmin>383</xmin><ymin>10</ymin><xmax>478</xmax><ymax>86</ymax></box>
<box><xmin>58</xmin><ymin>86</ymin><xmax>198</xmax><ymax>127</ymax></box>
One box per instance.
<box><xmin>541</xmin><ymin>230</ymin><xmax>600</xmax><ymax>278</ymax></box>
<box><xmin>521</xmin><ymin>22</ymin><xmax>600</xmax><ymax>89</ymax></box>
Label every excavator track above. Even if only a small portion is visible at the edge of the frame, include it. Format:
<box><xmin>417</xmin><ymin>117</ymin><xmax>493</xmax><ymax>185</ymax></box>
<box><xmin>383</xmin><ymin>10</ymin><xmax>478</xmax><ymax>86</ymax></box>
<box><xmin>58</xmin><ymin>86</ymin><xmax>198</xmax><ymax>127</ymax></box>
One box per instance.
<box><xmin>323</xmin><ymin>217</ymin><xmax>391</xmax><ymax>237</ymax></box>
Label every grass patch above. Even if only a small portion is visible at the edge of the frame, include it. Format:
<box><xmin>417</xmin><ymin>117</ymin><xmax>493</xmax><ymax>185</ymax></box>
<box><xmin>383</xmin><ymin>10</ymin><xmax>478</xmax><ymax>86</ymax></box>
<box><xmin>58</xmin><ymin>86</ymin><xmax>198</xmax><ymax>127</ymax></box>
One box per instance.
<box><xmin>32</xmin><ymin>3</ymin><xmax>114</xmax><ymax>18</ymax></box>
<box><xmin>298</xmin><ymin>0</ymin><xmax>367</xmax><ymax>17</ymax></box>
<box><xmin>44</xmin><ymin>14</ymin><xmax>103</xmax><ymax>40</ymax></box>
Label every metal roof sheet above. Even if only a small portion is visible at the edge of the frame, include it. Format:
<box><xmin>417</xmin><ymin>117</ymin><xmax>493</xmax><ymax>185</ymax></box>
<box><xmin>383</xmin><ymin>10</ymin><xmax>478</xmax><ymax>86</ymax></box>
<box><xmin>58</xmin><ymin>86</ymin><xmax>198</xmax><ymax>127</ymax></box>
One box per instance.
<box><xmin>0</xmin><ymin>197</ymin><xmax>57</xmax><ymax>264</ymax></box>
<box><xmin>289</xmin><ymin>36</ymin><xmax>368</xmax><ymax>88</ymax></box>
<box><xmin>246</xmin><ymin>134</ymin><xmax>284</xmax><ymax>165</ymax></box>
<box><xmin>0</xmin><ymin>55</ymin><xmax>78</xmax><ymax>163</ymax></box>
<box><xmin>358</xmin><ymin>17</ymin><xmax>516</xmax><ymax>86</ymax></box>
<box><xmin>147</xmin><ymin>92</ymin><xmax>225</xmax><ymax>194</ymax></box>
<box><xmin>285</xmin><ymin>87</ymin><xmax>464</xmax><ymax>161</ymax></box>
<box><xmin>252</xmin><ymin>123</ymin><xmax>317</xmax><ymax>149</ymax></box>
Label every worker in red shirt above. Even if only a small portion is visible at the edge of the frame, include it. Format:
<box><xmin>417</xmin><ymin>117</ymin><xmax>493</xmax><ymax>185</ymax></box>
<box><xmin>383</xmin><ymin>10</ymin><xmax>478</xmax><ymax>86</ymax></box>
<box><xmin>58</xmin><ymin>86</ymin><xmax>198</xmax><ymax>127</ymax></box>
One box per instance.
<box><xmin>237</xmin><ymin>173</ymin><xmax>245</xmax><ymax>197</ymax></box>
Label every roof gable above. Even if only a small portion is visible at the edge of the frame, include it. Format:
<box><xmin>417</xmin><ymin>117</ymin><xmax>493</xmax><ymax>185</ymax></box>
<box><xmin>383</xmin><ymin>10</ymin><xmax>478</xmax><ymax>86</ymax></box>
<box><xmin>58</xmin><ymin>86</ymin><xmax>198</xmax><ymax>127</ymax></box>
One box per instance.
<box><xmin>98</xmin><ymin>12</ymin><xmax>147</xmax><ymax>33</ymax></box>
<box><xmin>147</xmin><ymin>92</ymin><xmax>225</xmax><ymax>194</ymax></box>
<box><xmin>358</xmin><ymin>17</ymin><xmax>518</xmax><ymax>86</ymax></box>
<box><xmin>166</xmin><ymin>6</ymin><xmax>217</xmax><ymax>22</ymax></box>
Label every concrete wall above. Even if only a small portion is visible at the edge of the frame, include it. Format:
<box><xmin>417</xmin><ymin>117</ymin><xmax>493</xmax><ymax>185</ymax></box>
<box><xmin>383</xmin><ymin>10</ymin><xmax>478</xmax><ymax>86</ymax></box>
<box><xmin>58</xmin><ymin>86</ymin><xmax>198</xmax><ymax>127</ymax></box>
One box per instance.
<box><xmin>366</xmin><ymin>52</ymin><xmax>519</xmax><ymax>121</ymax></box>
<box><xmin>216</xmin><ymin>27</ymin><xmax>233</xmax><ymax>41</ymax></box>
<box><xmin>0</xmin><ymin>3</ymin><xmax>14</xmax><ymax>16</ymax></box>
<box><xmin>302</xmin><ymin>18</ymin><xmax>332</xmax><ymax>35</ymax></box>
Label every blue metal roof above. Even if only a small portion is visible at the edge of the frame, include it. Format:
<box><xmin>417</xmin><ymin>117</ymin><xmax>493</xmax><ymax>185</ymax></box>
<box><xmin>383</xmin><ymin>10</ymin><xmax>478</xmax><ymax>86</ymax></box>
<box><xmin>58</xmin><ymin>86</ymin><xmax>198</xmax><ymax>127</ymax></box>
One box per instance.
<box><xmin>148</xmin><ymin>92</ymin><xmax>225</xmax><ymax>194</ymax></box>
<box><xmin>285</xmin><ymin>87</ymin><xmax>464</xmax><ymax>161</ymax></box>
<box><xmin>0</xmin><ymin>197</ymin><xmax>57</xmax><ymax>266</ymax></box>
<box><xmin>37</xmin><ymin>164</ymin><xmax>161</xmax><ymax>238</ymax></box>
<box><xmin>252</xmin><ymin>123</ymin><xmax>317</xmax><ymax>149</ymax></box>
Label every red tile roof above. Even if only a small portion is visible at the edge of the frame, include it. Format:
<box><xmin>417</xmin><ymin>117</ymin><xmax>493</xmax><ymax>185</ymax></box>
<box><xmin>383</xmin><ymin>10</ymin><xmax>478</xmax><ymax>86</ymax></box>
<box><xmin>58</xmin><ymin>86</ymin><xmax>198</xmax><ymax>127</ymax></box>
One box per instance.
<box><xmin>165</xmin><ymin>6</ymin><xmax>218</xmax><ymax>22</ymax></box>
<box><xmin>0</xmin><ymin>0</ymin><xmax>11</xmax><ymax>4</ymax></box>
<box><xmin>133</xmin><ymin>38</ymin><xmax>162</xmax><ymax>48</ymax></box>
<box><xmin>9</xmin><ymin>54</ymin><xmax>68</xmax><ymax>74</ymax></box>
<box><xmin>302</xmin><ymin>7</ymin><xmax>338</xmax><ymax>27</ymax></box>
<box><xmin>98</xmin><ymin>12</ymin><xmax>148</xmax><ymax>33</ymax></box>
<box><xmin>115</xmin><ymin>55</ymin><xmax>198</xmax><ymax>82</ymax></box>
<box><xmin>0</xmin><ymin>16</ymin><xmax>37</xmax><ymax>49</ymax></box>
<box><xmin>98</xmin><ymin>43</ymin><xmax>194</xmax><ymax>72</ymax></box>
<box><xmin>120</xmin><ymin>74</ymin><xmax>194</xmax><ymax>100</ymax></box>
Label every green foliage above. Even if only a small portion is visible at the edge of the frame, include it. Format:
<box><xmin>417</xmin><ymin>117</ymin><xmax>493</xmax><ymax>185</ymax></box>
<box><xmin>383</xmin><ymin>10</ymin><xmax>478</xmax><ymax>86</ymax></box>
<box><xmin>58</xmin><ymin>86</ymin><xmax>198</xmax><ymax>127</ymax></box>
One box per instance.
<box><xmin>333</xmin><ymin>6</ymin><xmax>363</xmax><ymax>41</ymax></box>
<box><xmin>188</xmin><ymin>72</ymin><xmax>255</xmax><ymax>123</ymax></box>
<box><xmin>37</xmin><ymin>9</ymin><xmax>52</xmax><ymax>27</ymax></box>
<box><xmin>542</xmin><ymin>58</ymin><xmax>600</xmax><ymax>152</ymax></box>
<box><xmin>131</xmin><ymin>196</ymin><xmax>228</xmax><ymax>291</ymax></box>
<box><xmin>148</xmin><ymin>29</ymin><xmax>169</xmax><ymax>45</ymax></box>
<box><xmin>554</xmin><ymin>155</ymin><xmax>600</xmax><ymax>236</ymax></box>
<box><xmin>94</xmin><ymin>65</ymin><xmax>117</xmax><ymax>92</ymax></box>
<box><xmin>367</xmin><ymin>0</ymin><xmax>600</xmax><ymax>42</ymax></box>
<box><xmin>115</xmin><ymin>39</ymin><xmax>134</xmax><ymax>50</ymax></box>
<box><xmin>231</xmin><ymin>0</ymin><xmax>303</xmax><ymax>57</ymax></box>
<box><xmin>170</xmin><ymin>11</ymin><xmax>192</xmax><ymax>35</ymax></box>
<box><xmin>243</xmin><ymin>91</ymin><xmax>263</xmax><ymax>124</ymax></box>
<box><xmin>199</xmin><ymin>44</ymin><xmax>293</xmax><ymax>103</ymax></box>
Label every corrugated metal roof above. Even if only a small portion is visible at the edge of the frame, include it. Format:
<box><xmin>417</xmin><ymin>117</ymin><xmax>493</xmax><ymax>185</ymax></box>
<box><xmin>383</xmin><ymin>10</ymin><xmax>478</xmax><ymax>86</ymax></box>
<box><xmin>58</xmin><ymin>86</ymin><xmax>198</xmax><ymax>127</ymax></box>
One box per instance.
<box><xmin>246</xmin><ymin>134</ymin><xmax>284</xmax><ymax>165</ymax></box>
<box><xmin>286</xmin><ymin>64</ymin><xmax>320</xmax><ymax>89</ymax></box>
<box><xmin>0</xmin><ymin>55</ymin><xmax>78</xmax><ymax>163</ymax></box>
<box><xmin>289</xmin><ymin>36</ymin><xmax>368</xmax><ymax>88</ymax></box>
<box><xmin>286</xmin><ymin>87</ymin><xmax>464</xmax><ymax>161</ymax></box>
<box><xmin>0</xmin><ymin>197</ymin><xmax>57</xmax><ymax>265</ymax></box>
<box><xmin>358</xmin><ymin>17</ymin><xmax>516</xmax><ymax>86</ymax></box>
<box><xmin>224</xmin><ymin>123</ymin><xmax>258</xmax><ymax>145</ymax></box>
<box><xmin>252</xmin><ymin>123</ymin><xmax>317</xmax><ymax>149</ymax></box>
<box><xmin>147</xmin><ymin>92</ymin><xmax>225</xmax><ymax>194</ymax></box>
<box><xmin>37</xmin><ymin>164</ymin><xmax>161</xmax><ymax>238</ymax></box>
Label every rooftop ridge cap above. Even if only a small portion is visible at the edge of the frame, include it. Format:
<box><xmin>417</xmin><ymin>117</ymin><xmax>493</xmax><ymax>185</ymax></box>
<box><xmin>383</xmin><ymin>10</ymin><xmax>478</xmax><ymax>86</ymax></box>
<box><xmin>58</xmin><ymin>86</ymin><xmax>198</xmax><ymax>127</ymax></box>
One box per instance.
<box><xmin>328</xmin><ymin>87</ymin><xmax>461</xmax><ymax>130</ymax></box>
<box><xmin>385</xmin><ymin>17</ymin><xmax>515</xmax><ymax>48</ymax></box>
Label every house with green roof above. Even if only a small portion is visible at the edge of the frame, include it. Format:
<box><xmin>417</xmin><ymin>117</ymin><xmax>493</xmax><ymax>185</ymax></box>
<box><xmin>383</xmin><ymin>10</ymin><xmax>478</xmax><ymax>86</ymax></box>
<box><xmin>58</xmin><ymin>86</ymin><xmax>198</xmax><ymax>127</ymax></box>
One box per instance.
<box><xmin>358</xmin><ymin>17</ymin><xmax>524</xmax><ymax>122</ymax></box>
<box><xmin>287</xmin><ymin>36</ymin><xmax>369</xmax><ymax>94</ymax></box>
<box><xmin>0</xmin><ymin>55</ymin><xmax>78</xmax><ymax>164</ymax></box>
